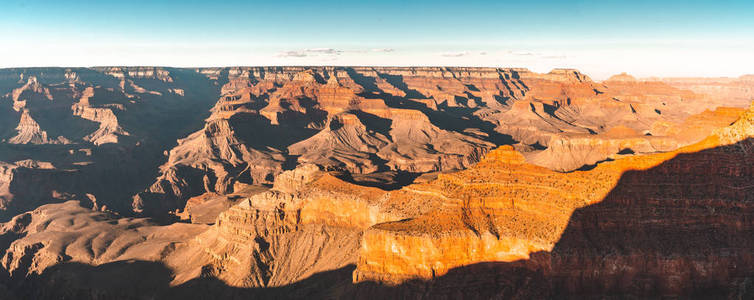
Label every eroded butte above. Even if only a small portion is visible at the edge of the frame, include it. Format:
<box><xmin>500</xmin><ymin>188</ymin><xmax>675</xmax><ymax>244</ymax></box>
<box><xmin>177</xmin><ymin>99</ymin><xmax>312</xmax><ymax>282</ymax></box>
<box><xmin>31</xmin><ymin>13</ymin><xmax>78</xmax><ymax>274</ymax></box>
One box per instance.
<box><xmin>0</xmin><ymin>67</ymin><xmax>752</xmax><ymax>299</ymax></box>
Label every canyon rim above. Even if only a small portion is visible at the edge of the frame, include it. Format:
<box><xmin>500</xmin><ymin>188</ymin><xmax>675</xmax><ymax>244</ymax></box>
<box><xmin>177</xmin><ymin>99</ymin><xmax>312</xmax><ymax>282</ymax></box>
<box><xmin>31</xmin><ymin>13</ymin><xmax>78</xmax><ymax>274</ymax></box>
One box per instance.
<box><xmin>1</xmin><ymin>0</ymin><xmax>754</xmax><ymax>299</ymax></box>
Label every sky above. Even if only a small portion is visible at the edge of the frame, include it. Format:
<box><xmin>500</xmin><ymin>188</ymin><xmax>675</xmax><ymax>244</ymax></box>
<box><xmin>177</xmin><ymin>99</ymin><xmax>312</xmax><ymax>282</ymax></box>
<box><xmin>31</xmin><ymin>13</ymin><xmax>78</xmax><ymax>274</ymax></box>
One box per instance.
<box><xmin>1</xmin><ymin>0</ymin><xmax>753</xmax><ymax>79</ymax></box>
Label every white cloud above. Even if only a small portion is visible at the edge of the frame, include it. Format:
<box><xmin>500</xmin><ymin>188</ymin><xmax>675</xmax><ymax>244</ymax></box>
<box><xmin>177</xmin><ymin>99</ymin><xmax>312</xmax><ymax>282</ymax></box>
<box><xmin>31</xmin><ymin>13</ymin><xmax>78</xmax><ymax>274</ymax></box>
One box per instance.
<box><xmin>508</xmin><ymin>51</ymin><xmax>536</xmax><ymax>56</ymax></box>
<box><xmin>371</xmin><ymin>48</ymin><xmax>395</xmax><ymax>52</ymax></box>
<box><xmin>278</xmin><ymin>47</ymin><xmax>396</xmax><ymax>59</ymax></box>
<box><xmin>278</xmin><ymin>48</ymin><xmax>346</xmax><ymax>58</ymax></box>
<box><xmin>305</xmin><ymin>48</ymin><xmax>341</xmax><ymax>55</ymax></box>
<box><xmin>440</xmin><ymin>51</ymin><xmax>493</xmax><ymax>57</ymax></box>
<box><xmin>441</xmin><ymin>51</ymin><xmax>470</xmax><ymax>57</ymax></box>
<box><xmin>276</xmin><ymin>50</ymin><xmax>307</xmax><ymax>58</ymax></box>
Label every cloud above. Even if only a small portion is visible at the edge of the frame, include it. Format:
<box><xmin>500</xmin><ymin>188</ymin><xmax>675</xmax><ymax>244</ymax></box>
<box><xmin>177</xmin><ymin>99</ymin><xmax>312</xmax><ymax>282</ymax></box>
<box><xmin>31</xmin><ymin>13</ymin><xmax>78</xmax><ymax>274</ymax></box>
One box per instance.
<box><xmin>440</xmin><ymin>51</ymin><xmax>490</xmax><ymax>57</ymax></box>
<box><xmin>305</xmin><ymin>48</ymin><xmax>342</xmax><ymax>55</ymax></box>
<box><xmin>371</xmin><ymin>48</ymin><xmax>395</xmax><ymax>53</ymax></box>
<box><xmin>278</xmin><ymin>48</ymin><xmax>347</xmax><ymax>58</ymax></box>
<box><xmin>276</xmin><ymin>50</ymin><xmax>307</xmax><ymax>57</ymax></box>
<box><xmin>509</xmin><ymin>51</ymin><xmax>535</xmax><ymax>56</ymax></box>
<box><xmin>277</xmin><ymin>47</ymin><xmax>396</xmax><ymax>59</ymax></box>
<box><xmin>441</xmin><ymin>51</ymin><xmax>470</xmax><ymax>57</ymax></box>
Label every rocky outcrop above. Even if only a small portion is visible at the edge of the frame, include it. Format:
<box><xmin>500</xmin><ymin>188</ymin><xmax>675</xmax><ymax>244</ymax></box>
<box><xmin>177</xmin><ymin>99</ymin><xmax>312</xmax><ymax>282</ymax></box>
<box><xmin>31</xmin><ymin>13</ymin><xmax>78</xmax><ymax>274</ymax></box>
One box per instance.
<box><xmin>162</xmin><ymin>164</ymin><xmax>405</xmax><ymax>288</ymax></box>
<box><xmin>522</xmin><ymin>105</ymin><xmax>743</xmax><ymax>171</ymax></box>
<box><xmin>131</xmin><ymin>114</ymin><xmax>290</xmax><ymax>213</ymax></box>
<box><xmin>0</xmin><ymin>164</ymin><xmax>400</xmax><ymax>296</ymax></box>
<box><xmin>715</xmin><ymin>102</ymin><xmax>754</xmax><ymax>144</ymax></box>
<box><xmin>352</xmin><ymin>103</ymin><xmax>754</xmax><ymax>297</ymax></box>
<box><xmin>0</xmin><ymin>67</ymin><xmax>221</xmax><ymax>218</ymax></box>
<box><xmin>288</xmin><ymin>109</ymin><xmax>490</xmax><ymax>174</ymax></box>
<box><xmin>0</xmin><ymin>160</ymin><xmax>77</xmax><ymax>215</ymax></box>
<box><xmin>1</xmin><ymin>66</ymin><xmax>746</xmax><ymax>218</ymax></box>
<box><xmin>354</xmin><ymin>145</ymin><xmax>610</xmax><ymax>284</ymax></box>
<box><xmin>1</xmin><ymin>66</ymin><xmax>754</xmax><ymax>298</ymax></box>
<box><xmin>7</xmin><ymin>110</ymin><xmax>69</xmax><ymax>145</ymax></box>
<box><xmin>94</xmin><ymin>66</ymin><xmax>175</xmax><ymax>82</ymax></box>
<box><xmin>0</xmin><ymin>103</ymin><xmax>751</xmax><ymax>299</ymax></box>
<box><xmin>8</xmin><ymin>76</ymin><xmax>53</xmax><ymax>112</ymax></box>
<box><xmin>70</xmin><ymin>87</ymin><xmax>129</xmax><ymax>145</ymax></box>
<box><xmin>134</xmin><ymin>66</ymin><xmax>748</xmax><ymax>215</ymax></box>
<box><xmin>0</xmin><ymin>163</ymin><xmax>17</xmax><ymax>209</ymax></box>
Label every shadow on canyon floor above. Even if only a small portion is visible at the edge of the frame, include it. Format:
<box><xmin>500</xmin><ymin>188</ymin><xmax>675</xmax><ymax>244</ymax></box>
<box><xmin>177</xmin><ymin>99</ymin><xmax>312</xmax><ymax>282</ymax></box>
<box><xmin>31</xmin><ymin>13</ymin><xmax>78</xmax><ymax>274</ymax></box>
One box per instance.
<box><xmin>531</xmin><ymin>137</ymin><xmax>754</xmax><ymax>298</ymax></box>
<box><xmin>0</xmin><ymin>68</ymin><xmax>223</xmax><ymax>220</ymax></box>
<box><xmin>348</xmin><ymin>67</ymin><xmax>517</xmax><ymax>146</ymax></box>
<box><xmin>4</xmin><ymin>260</ymin><xmax>546</xmax><ymax>300</ymax></box>
<box><xmin>4</xmin><ymin>139</ymin><xmax>753</xmax><ymax>299</ymax></box>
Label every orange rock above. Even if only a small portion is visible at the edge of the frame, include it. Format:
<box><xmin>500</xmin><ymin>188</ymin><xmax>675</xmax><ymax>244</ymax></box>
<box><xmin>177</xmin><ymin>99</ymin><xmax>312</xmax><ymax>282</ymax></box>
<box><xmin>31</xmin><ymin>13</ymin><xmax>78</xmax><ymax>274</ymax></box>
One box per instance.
<box><xmin>353</xmin><ymin>103</ymin><xmax>754</xmax><ymax>290</ymax></box>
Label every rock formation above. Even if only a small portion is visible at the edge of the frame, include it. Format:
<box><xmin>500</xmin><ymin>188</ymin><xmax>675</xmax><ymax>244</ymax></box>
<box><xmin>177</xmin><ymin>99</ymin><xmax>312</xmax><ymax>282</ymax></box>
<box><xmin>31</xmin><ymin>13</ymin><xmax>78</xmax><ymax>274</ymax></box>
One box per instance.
<box><xmin>132</xmin><ymin>67</ymin><xmax>747</xmax><ymax>215</ymax></box>
<box><xmin>1</xmin><ymin>67</ymin><xmax>745</xmax><ymax>218</ymax></box>
<box><xmin>0</xmin><ymin>66</ymin><xmax>752</xmax><ymax>299</ymax></box>
<box><xmin>0</xmin><ymin>67</ymin><xmax>221</xmax><ymax>217</ymax></box>
<box><xmin>0</xmin><ymin>102</ymin><xmax>751</xmax><ymax>298</ymax></box>
<box><xmin>352</xmin><ymin>102</ymin><xmax>754</xmax><ymax>297</ymax></box>
<box><xmin>7</xmin><ymin>110</ymin><xmax>69</xmax><ymax>145</ymax></box>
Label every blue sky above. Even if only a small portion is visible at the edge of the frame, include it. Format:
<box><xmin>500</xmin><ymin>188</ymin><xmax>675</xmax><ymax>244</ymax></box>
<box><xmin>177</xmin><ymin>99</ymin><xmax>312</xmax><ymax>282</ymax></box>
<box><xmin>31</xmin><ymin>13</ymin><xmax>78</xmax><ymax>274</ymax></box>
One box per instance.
<box><xmin>1</xmin><ymin>0</ymin><xmax>753</xmax><ymax>78</ymax></box>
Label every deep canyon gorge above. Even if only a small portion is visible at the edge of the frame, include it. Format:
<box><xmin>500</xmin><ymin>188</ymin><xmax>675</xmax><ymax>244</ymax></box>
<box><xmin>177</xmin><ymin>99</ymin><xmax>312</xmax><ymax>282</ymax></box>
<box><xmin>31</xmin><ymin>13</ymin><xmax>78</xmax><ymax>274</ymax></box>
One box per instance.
<box><xmin>0</xmin><ymin>66</ymin><xmax>751</xmax><ymax>299</ymax></box>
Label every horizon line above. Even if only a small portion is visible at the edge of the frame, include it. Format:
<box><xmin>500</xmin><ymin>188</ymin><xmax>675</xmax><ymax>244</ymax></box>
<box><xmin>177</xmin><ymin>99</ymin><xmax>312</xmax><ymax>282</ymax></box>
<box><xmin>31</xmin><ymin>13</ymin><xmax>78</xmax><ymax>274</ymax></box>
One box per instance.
<box><xmin>1</xmin><ymin>65</ymin><xmax>752</xmax><ymax>81</ymax></box>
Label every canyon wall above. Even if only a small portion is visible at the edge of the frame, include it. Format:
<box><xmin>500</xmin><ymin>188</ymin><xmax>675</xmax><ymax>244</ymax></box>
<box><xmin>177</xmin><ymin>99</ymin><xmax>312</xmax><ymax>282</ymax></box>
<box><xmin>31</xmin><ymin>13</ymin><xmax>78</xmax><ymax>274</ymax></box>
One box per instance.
<box><xmin>0</xmin><ymin>67</ymin><xmax>220</xmax><ymax>218</ymax></box>
<box><xmin>131</xmin><ymin>66</ymin><xmax>745</xmax><ymax>215</ymax></box>
<box><xmin>0</xmin><ymin>103</ymin><xmax>750</xmax><ymax>299</ymax></box>
<box><xmin>1</xmin><ymin>67</ymin><xmax>745</xmax><ymax>219</ymax></box>
<box><xmin>352</xmin><ymin>103</ymin><xmax>754</xmax><ymax>298</ymax></box>
<box><xmin>0</xmin><ymin>67</ymin><xmax>752</xmax><ymax>299</ymax></box>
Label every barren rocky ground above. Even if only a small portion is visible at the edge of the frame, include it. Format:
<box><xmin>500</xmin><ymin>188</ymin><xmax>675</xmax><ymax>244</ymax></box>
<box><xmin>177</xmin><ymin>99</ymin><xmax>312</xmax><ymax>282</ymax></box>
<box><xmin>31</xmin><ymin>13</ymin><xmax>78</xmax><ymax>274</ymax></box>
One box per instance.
<box><xmin>0</xmin><ymin>66</ymin><xmax>752</xmax><ymax>299</ymax></box>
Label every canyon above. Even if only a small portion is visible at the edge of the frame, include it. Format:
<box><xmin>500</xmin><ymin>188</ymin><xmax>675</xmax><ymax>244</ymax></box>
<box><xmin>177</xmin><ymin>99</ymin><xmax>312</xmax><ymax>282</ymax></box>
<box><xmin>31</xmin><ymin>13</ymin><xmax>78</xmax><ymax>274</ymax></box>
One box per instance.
<box><xmin>0</xmin><ymin>66</ymin><xmax>751</xmax><ymax>299</ymax></box>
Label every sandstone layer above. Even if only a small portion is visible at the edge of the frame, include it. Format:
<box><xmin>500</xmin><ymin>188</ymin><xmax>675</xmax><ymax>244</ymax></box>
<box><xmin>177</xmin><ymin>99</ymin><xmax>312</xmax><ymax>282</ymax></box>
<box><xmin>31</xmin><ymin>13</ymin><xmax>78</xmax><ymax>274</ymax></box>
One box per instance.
<box><xmin>132</xmin><ymin>67</ymin><xmax>746</xmax><ymax>216</ymax></box>
<box><xmin>0</xmin><ymin>67</ymin><xmax>752</xmax><ymax>299</ymax></box>
<box><xmin>1</xmin><ymin>67</ymin><xmax>745</xmax><ymax>219</ymax></box>
<box><xmin>352</xmin><ymin>102</ymin><xmax>754</xmax><ymax>298</ymax></box>
<box><xmin>0</xmin><ymin>103</ymin><xmax>751</xmax><ymax>298</ymax></box>
<box><xmin>0</xmin><ymin>67</ymin><xmax>220</xmax><ymax>218</ymax></box>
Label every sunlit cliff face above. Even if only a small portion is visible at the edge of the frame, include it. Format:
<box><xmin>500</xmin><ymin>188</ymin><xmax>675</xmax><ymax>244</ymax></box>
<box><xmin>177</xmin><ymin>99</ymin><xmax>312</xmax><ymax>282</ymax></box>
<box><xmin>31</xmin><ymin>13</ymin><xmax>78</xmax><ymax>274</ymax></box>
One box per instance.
<box><xmin>353</xmin><ymin>103</ymin><xmax>754</xmax><ymax>292</ymax></box>
<box><xmin>0</xmin><ymin>66</ymin><xmax>752</xmax><ymax>298</ymax></box>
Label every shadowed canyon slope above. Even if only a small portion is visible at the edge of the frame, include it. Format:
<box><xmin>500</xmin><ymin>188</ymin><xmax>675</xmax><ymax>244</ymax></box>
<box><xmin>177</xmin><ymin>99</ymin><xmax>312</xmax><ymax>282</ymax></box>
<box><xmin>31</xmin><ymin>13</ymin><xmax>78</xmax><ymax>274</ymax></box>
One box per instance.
<box><xmin>353</xmin><ymin>104</ymin><xmax>754</xmax><ymax>297</ymax></box>
<box><xmin>0</xmin><ymin>67</ymin><xmax>747</xmax><ymax>219</ymax></box>
<box><xmin>0</xmin><ymin>67</ymin><xmax>221</xmax><ymax>219</ymax></box>
<box><xmin>0</xmin><ymin>67</ymin><xmax>752</xmax><ymax>299</ymax></box>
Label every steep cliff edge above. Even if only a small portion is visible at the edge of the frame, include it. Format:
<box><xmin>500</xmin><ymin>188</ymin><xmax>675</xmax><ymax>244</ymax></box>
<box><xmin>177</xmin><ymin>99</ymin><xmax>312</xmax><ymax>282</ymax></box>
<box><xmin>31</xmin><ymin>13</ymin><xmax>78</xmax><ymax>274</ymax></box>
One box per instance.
<box><xmin>7</xmin><ymin>110</ymin><xmax>69</xmax><ymax>145</ymax></box>
<box><xmin>134</xmin><ymin>66</ymin><xmax>742</xmax><ymax>215</ymax></box>
<box><xmin>353</xmin><ymin>102</ymin><xmax>754</xmax><ymax>297</ymax></box>
<box><xmin>0</xmin><ymin>67</ymin><xmax>220</xmax><ymax>218</ymax></box>
<box><xmin>162</xmin><ymin>164</ymin><xmax>410</xmax><ymax>289</ymax></box>
<box><xmin>0</xmin><ymin>67</ymin><xmax>752</xmax><ymax>298</ymax></box>
<box><xmin>1</xmin><ymin>67</ymin><xmax>745</xmax><ymax>219</ymax></box>
<box><xmin>0</xmin><ymin>104</ymin><xmax>751</xmax><ymax>299</ymax></box>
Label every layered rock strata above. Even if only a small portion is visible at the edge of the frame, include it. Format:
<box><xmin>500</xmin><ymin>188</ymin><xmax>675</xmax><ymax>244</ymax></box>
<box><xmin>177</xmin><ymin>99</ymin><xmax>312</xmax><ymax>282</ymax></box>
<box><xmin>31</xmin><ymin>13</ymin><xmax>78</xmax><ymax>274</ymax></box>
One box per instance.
<box><xmin>353</xmin><ymin>103</ymin><xmax>754</xmax><ymax>297</ymax></box>
<box><xmin>134</xmin><ymin>67</ymin><xmax>746</xmax><ymax>215</ymax></box>
<box><xmin>0</xmin><ymin>103</ymin><xmax>751</xmax><ymax>299</ymax></box>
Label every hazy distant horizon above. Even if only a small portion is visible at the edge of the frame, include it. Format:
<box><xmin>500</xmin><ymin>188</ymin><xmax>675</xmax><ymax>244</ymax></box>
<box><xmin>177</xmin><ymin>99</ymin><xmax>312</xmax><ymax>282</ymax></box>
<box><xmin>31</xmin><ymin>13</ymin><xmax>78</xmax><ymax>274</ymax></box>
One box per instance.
<box><xmin>2</xmin><ymin>65</ymin><xmax>753</xmax><ymax>82</ymax></box>
<box><xmin>3</xmin><ymin>0</ymin><xmax>753</xmax><ymax>79</ymax></box>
